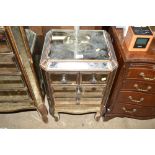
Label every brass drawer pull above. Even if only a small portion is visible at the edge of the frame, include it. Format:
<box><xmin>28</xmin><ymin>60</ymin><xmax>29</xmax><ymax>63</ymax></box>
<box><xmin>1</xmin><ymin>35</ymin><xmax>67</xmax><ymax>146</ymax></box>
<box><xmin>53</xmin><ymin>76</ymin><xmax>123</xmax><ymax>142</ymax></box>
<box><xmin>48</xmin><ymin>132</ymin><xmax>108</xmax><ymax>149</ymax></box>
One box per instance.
<box><xmin>134</xmin><ymin>84</ymin><xmax>152</xmax><ymax>92</ymax></box>
<box><xmin>139</xmin><ymin>72</ymin><xmax>155</xmax><ymax>81</ymax></box>
<box><xmin>128</xmin><ymin>96</ymin><xmax>144</xmax><ymax>103</ymax></box>
<box><xmin>122</xmin><ymin>107</ymin><xmax>137</xmax><ymax>113</ymax></box>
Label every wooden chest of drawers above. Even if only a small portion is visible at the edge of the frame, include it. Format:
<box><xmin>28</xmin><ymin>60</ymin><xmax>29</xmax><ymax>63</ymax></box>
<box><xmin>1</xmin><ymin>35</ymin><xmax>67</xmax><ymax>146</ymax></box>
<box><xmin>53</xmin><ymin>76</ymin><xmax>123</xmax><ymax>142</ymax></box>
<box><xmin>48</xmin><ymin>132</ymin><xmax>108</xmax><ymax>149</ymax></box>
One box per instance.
<box><xmin>105</xmin><ymin>27</ymin><xmax>155</xmax><ymax>120</ymax></box>
<box><xmin>0</xmin><ymin>27</ymin><xmax>48</xmax><ymax>122</ymax></box>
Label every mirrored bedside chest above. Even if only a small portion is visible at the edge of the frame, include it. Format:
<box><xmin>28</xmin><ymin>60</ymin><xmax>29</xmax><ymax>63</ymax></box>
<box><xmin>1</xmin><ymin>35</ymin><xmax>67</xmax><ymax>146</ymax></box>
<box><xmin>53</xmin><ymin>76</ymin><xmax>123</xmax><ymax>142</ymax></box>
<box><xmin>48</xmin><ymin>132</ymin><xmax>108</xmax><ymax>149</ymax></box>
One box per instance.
<box><xmin>40</xmin><ymin>29</ymin><xmax>118</xmax><ymax>121</ymax></box>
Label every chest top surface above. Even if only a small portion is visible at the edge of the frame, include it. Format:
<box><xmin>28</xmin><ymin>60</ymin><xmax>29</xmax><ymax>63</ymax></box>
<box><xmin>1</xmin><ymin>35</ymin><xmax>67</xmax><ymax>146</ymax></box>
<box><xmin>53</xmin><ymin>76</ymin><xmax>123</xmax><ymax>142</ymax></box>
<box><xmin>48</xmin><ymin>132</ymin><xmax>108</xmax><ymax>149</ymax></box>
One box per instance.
<box><xmin>112</xmin><ymin>27</ymin><xmax>155</xmax><ymax>63</ymax></box>
<box><xmin>40</xmin><ymin>30</ymin><xmax>118</xmax><ymax>72</ymax></box>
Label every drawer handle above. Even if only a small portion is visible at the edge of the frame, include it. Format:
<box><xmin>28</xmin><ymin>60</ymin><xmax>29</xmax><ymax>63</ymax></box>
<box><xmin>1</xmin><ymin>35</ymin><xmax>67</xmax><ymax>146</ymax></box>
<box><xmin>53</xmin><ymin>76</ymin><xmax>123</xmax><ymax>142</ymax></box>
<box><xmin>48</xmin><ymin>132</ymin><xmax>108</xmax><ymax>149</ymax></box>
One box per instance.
<box><xmin>122</xmin><ymin>107</ymin><xmax>137</xmax><ymax>113</ymax></box>
<box><xmin>139</xmin><ymin>72</ymin><xmax>155</xmax><ymax>81</ymax></box>
<box><xmin>134</xmin><ymin>84</ymin><xmax>152</xmax><ymax>92</ymax></box>
<box><xmin>101</xmin><ymin>77</ymin><xmax>107</xmax><ymax>81</ymax></box>
<box><xmin>91</xmin><ymin>74</ymin><xmax>97</xmax><ymax>84</ymax></box>
<box><xmin>76</xmin><ymin>86</ymin><xmax>81</xmax><ymax>95</ymax></box>
<box><xmin>61</xmin><ymin>74</ymin><xmax>67</xmax><ymax>84</ymax></box>
<box><xmin>128</xmin><ymin>96</ymin><xmax>144</xmax><ymax>103</ymax></box>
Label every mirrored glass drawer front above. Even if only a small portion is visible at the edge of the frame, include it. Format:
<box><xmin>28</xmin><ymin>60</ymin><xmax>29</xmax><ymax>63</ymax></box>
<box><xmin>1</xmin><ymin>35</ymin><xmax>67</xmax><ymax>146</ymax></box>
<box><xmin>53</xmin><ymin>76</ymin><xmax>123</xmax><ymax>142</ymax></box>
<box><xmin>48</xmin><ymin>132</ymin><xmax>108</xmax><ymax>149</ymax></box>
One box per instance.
<box><xmin>0</xmin><ymin>54</ymin><xmax>15</xmax><ymax>64</ymax></box>
<box><xmin>53</xmin><ymin>86</ymin><xmax>76</xmax><ymax>98</ymax></box>
<box><xmin>50</xmin><ymin>73</ymin><xmax>78</xmax><ymax>85</ymax></box>
<box><xmin>0</xmin><ymin>75</ymin><xmax>25</xmax><ymax>89</ymax></box>
<box><xmin>52</xmin><ymin>85</ymin><xmax>76</xmax><ymax>92</ymax></box>
<box><xmin>81</xmin><ymin>73</ymin><xmax>108</xmax><ymax>84</ymax></box>
<box><xmin>54</xmin><ymin>98</ymin><xmax>102</xmax><ymax>105</ymax></box>
<box><xmin>0</xmin><ymin>89</ymin><xmax>31</xmax><ymax>102</ymax></box>
<box><xmin>81</xmin><ymin>85</ymin><xmax>105</xmax><ymax>98</ymax></box>
<box><xmin>54</xmin><ymin>93</ymin><xmax>76</xmax><ymax>98</ymax></box>
<box><xmin>80</xmin><ymin>98</ymin><xmax>102</xmax><ymax>105</ymax></box>
<box><xmin>0</xmin><ymin>63</ymin><xmax>19</xmax><ymax>73</ymax></box>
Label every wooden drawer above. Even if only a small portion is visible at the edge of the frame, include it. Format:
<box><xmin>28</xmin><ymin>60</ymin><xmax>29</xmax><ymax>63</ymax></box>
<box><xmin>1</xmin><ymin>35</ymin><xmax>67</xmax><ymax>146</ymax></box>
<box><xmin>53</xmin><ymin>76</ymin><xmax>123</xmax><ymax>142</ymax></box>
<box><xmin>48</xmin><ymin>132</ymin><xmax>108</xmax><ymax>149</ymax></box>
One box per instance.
<box><xmin>81</xmin><ymin>73</ymin><xmax>108</xmax><ymax>85</ymax></box>
<box><xmin>127</xmin><ymin>67</ymin><xmax>155</xmax><ymax>82</ymax></box>
<box><xmin>118</xmin><ymin>91</ymin><xmax>155</xmax><ymax>107</ymax></box>
<box><xmin>0</xmin><ymin>75</ymin><xmax>25</xmax><ymax>89</ymax></box>
<box><xmin>112</xmin><ymin>103</ymin><xmax>155</xmax><ymax>118</ymax></box>
<box><xmin>0</xmin><ymin>88</ymin><xmax>31</xmax><ymax>102</ymax></box>
<box><xmin>50</xmin><ymin>73</ymin><xmax>77</xmax><ymax>85</ymax></box>
<box><xmin>121</xmin><ymin>80</ymin><xmax>155</xmax><ymax>93</ymax></box>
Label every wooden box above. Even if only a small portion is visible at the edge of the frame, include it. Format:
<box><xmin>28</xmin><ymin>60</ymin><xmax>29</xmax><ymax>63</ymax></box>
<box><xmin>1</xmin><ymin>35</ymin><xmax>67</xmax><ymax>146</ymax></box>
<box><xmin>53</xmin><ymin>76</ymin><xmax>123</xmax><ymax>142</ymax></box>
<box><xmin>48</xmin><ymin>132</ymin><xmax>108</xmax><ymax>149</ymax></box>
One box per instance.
<box><xmin>124</xmin><ymin>26</ymin><xmax>153</xmax><ymax>52</ymax></box>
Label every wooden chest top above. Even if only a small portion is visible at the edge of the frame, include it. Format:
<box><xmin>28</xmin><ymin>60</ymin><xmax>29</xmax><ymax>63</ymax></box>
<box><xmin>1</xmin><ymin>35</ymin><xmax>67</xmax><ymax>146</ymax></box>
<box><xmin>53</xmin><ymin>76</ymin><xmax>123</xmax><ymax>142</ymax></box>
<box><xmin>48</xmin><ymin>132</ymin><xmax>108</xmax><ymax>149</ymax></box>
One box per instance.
<box><xmin>111</xmin><ymin>27</ymin><xmax>155</xmax><ymax>63</ymax></box>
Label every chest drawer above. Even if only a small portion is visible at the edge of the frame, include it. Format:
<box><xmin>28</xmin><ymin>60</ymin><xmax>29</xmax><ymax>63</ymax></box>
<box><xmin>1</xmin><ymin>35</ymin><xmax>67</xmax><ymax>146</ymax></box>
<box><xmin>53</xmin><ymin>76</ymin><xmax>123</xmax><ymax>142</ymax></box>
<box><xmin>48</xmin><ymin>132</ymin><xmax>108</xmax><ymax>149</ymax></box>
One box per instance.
<box><xmin>0</xmin><ymin>63</ymin><xmax>20</xmax><ymax>74</ymax></box>
<box><xmin>81</xmin><ymin>73</ymin><xmax>108</xmax><ymax>85</ymax></box>
<box><xmin>112</xmin><ymin>103</ymin><xmax>155</xmax><ymax>118</ymax></box>
<box><xmin>118</xmin><ymin>91</ymin><xmax>155</xmax><ymax>107</ymax></box>
<box><xmin>81</xmin><ymin>85</ymin><xmax>105</xmax><ymax>98</ymax></box>
<box><xmin>0</xmin><ymin>88</ymin><xmax>31</xmax><ymax>102</ymax></box>
<box><xmin>50</xmin><ymin>73</ymin><xmax>78</xmax><ymax>85</ymax></box>
<box><xmin>52</xmin><ymin>85</ymin><xmax>104</xmax><ymax>98</ymax></box>
<box><xmin>0</xmin><ymin>54</ymin><xmax>15</xmax><ymax>64</ymax></box>
<box><xmin>122</xmin><ymin>80</ymin><xmax>155</xmax><ymax>93</ymax></box>
<box><xmin>52</xmin><ymin>85</ymin><xmax>76</xmax><ymax>92</ymax></box>
<box><xmin>0</xmin><ymin>75</ymin><xmax>25</xmax><ymax>89</ymax></box>
<box><xmin>54</xmin><ymin>98</ymin><xmax>102</xmax><ymax>105</ymax></box>
<box><xmin>53</xmin><ymin>86</ymin><xmax>77</xmax><ymax>98</ymax></box>
<box><xmin>82</xmin><ymin>85</ymin><xmax>105</xmax><ymax>92</ymax></box>
<box><xmin>127</xmin><ymin>66</ymin><xmax>155</xmax><ymax>82</ymax></box>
